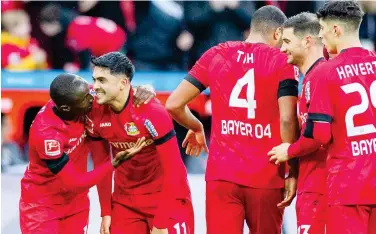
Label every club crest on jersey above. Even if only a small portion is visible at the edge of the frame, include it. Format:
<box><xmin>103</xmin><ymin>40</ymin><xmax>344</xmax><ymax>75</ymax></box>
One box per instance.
<box><xmin>144</xmin><ymin>119</ymin><xmax>158</xmax><ymax>138</ymax></box>
<box><xmin>125</xmin><ymin>122</ymin><xmax>140</xmax><ymax>136</ymax></box>
<box><xmin>305</xmin><ymin>81</ymin><xmax>311</xmax><ymax>101</ymax></box>
<box><xmin>44</xmin><ymin>140</ymin><xmax>61</xmax><ymax>156</ymax></box>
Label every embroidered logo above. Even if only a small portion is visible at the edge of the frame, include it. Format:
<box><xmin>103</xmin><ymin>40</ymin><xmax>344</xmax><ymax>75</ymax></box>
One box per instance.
<box><xmin>305</xmin><ymin>81</ymin><xmax>311</xmax><ymax>102</ymax></box>
<box><xmin>125</xmin><ymin>122</ymin><xmax>140</xmax><ymax>136</ymax></box>
<box><xmin>44</xmin><ymin>140</ymin><xmax>61</xmax><ymax>156</ymax></box>
<box><xmin>144</xmin><ymin>119</ymin><xmax>158</xmax><ymax>138</ymax></box>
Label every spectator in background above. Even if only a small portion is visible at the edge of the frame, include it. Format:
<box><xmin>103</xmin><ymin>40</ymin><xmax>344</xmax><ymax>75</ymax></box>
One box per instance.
<box><xmin>127</xmin><ymin>1</ymin><xmax>189</xmax><ymax>71</ymax></box>
<box><xmin>1</xmin><ymin>113</ymin><xmax>26</xmax><ymax>173</ymax></box>
<box><xmin>1</xmin><ymin>1</ymin><xmax>48</xmax><ymax>70</ymax></box>
<box><xmin>39</xmin><ymin>4</ymin><xmax>126</xmax><ymax>72</ymax></box>
<box><xmin>184</xmin><ymin>1</ymin><xmax>254</xmax><ymax>68</ymax></box>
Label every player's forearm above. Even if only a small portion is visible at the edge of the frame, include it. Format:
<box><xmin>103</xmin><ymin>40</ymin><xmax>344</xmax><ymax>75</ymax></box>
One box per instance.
<box><xmin>154</xmin><ymin>136</ymin><xmax>187</xmax><ymax>228</ymax></box>
<box><xmin>167</xmin><ymin>105</ymin><xmax>203</xmax><ymax>132</ymax></box>
<box><xmin>90</xmin><ymin>140</ymin><xmax>113</xmax><ymax>216</ymax></box>
<box><xmin>280</xmin><ymin>116</ymin><xmax>299</xmax><ymax>143</ymax></box>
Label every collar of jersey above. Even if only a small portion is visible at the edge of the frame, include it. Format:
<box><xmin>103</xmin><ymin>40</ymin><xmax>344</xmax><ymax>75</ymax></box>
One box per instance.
<box><xmin>340</xmin><ymin>47</ymin><xmax>364</xmax><ymax>54</ymax></box>
<box><xmin>306</xmin><ymin>57</ymin><xmax>325</xmax><ymax>76</ymax></box>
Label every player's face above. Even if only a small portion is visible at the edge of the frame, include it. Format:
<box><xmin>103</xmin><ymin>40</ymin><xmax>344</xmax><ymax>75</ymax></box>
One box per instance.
<box><xmin>69</xmin><ymin>80</ymin><xmax>94</xmax><ymax>116</ymax></box>
<box><xmin>319</xmin><ymin>19</ymin><xmax>337</xmax><ymax>55</ymax></box>
<box><xmin>92</xmin><ymin>66</ymin><xmax>129</xmax><ymax>105</ymax></box>
<box><xmin>280</xmin><ymin>28</ymin><xmax>305</xmax><ymax>66</ymax></box>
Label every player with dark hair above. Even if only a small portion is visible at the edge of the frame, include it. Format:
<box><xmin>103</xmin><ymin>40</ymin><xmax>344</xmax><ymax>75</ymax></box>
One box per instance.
<box><xmin>19</xmin><ymin>73</ymin><xmax>152</xmax><ymax>234</ymax></box>
<box><xmin>276</xmin><ymin>12</ymin><xmax>328</xmax><ymax>234</ymax></box>
<box><xmin>166</xmin><ymin>5</ymin><xmax>300</xmax><ymax>234</ymax></box>
<box><xmin>87</xmin><ymin>52</ymin><xmax>193</xmax><ymax>234</ymax></box>
<box><xmin>269</xmin><ymin>1</ymin><xmax>376</xmax><ymax>233</ymax></box>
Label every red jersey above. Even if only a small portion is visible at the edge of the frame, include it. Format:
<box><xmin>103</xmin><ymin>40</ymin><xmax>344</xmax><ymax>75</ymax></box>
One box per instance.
<box><xmin>21</xmin><ymin>100</ymin><xmax>89</xmax><ymax>204</ymax></box>
<box><xmin>297</xmin><ymin>58</ymin><xmax>327</xmax><ymax>194</ymax></box>
<box><xmin>187</xmin><ymin>41</ymin><xmax>299</xmax><ymax>188</ymax></box>
<box><xmin>66</xmin><ymin>16</ymin><xmax>126</xmax><ymax>56</ymax></box>
<box><xmin>307</xmin><ymin>47</ymin><xmax>376</xmax><ymax>205</ymax></box>
<box><xmin>86</xmin><ymin>91</ymin><xmax>190</xmax><ymax>197</ymax></box>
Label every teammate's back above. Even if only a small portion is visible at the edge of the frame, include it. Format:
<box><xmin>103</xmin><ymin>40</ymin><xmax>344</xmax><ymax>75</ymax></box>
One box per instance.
<box><xmin>189</xmin><ymin>41</ymin><xmax>298</xmax><ymax>188</ymax></box>
<box><xmin>312</xmin><ymin>47</ymin><xmax>376</xmax><ymax>204</ymax></box>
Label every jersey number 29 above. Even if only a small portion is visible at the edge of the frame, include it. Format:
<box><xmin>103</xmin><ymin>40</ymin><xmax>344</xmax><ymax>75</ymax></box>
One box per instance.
<box><xmin>341</xmin><ymin>80</ymin><xmax>376</xmax><ymax>137</ymax></box>
<box><xmin>229</xmin><ymin>68</ymin><xmax>257</xmax><ymax>119</ymax></box>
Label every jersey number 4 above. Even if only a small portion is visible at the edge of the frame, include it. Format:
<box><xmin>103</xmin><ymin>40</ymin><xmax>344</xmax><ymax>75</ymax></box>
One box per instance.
<box><xmin>229</xmin><ymin>68</ymin><xmax>257</xmax><ymax>119</ymax></box>
<box><xmin>341</xmin><ymin>80</ymin><xmax>376</xmax><ymax>137</ymax></box>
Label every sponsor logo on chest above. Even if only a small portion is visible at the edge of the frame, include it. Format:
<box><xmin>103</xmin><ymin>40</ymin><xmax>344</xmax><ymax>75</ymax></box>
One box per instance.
<box><xmin>124</xmin><ymin>122</ymin><xmax>140</xmax><ymax>136</ymax></box>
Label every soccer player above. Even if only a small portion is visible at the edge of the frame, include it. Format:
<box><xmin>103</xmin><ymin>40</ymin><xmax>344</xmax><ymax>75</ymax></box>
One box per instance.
<box><xmin>19</xmin><ymin>73</ymin><xmax>152</xmax><ymax>234</ymax></box>
<box><xmin>87</xmin><ymin>52</ymin><xmax>193</xmax><ymax>234</ymax></box>
<box><xmin>276</xmin><ymin>12</ymin><xmax>328</xmax><ymax>234</ymax></box>
<box><xmin>268</xmin><ymin>1</ymin><xmax>376</xmax><ymax>233</ymax></box>
<box><xmin>166</xmin><ymin>6</ymin><xmax>300</xmax><ymax>234</ymax></box>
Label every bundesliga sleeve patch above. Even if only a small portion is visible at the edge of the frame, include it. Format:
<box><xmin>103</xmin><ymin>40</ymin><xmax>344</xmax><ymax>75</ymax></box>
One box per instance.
<box><xmin>44</xmin><ymin>140</ymin><xmax>61</xmax><ymax>156</ymax></box>
<box><xmin>144</xmin><ymin>119</ymin><xmax>158</xmax><ymax>138</ymax></box>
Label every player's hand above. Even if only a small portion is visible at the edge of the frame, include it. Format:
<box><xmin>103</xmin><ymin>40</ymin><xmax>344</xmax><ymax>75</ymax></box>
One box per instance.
<box><xmin>151</xmin><ymin>227</ymin><xmax>168</xmax><ymax>234</ymax></box>
<box><xmin>133</xmin><ymin>85</ymin><xmax>156</xmax><ymax>107</ymax></box>
<box><xmin>183</xmin><ymin>128</ymin><xmax>209</xmax><ymax>157</ymax></box>
<box><xmin>268</xmin><ymin>143</ymin><xmax>291</xmax><ymax>165</ymax></box>
<box><xmin>100</xmin><ymin>215</ymin><xmax>111</xmax><ymax>234</ymax></box>
<box><xmin>277</xmin><ymin>176</ymin><xmax>297</xmax><ymax>208</ymax></box>
<box><xmin>112</xmin><ymin>137</ymin><xmax>147</xmax><ymax>167</ymax></box>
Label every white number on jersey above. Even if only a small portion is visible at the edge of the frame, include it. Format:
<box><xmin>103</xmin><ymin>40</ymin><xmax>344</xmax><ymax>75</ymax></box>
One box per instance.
<box><xmin>229</xmin><ymin>68</ymin><xmax>257</xmax><ymax>119</ymax></box>
<box><xmin>173</xmin><ymin>222</ymin><xmax>187</xmax><ymax>234</ymax></box>
<box><xmin>297</xmin><ymin>225</ymin><xmax>311</xmax><ymax>234</ymax></box>
<box><xmin>341</xmin><ymin>80</ymin><xmax>376</xmax><ymax>137</ymax></box>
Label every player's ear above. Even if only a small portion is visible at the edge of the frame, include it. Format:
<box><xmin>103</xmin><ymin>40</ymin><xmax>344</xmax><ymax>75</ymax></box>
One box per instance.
<box><xmin>274</xmin><ymin>27</ymin><xmax>282</xmax><ymax>41</ymax></box>
<box><xmin>120</xmin><ymin>78</ymin><xmax>129</xmax><ymax>90</ymax></box>
<box><xmin>332</xmin><ymin>24</ymin><xmax>341</xmax><ymax>38</ymax></box>
<box><xmin>303</xmin><ymin>35</ymin><xmax>311</xmax><ymax>48</ymax></box>
<box><xmin>59</xmin><ymin>105</ymin><xmax>71</xmax><ymax>112</ymax></box>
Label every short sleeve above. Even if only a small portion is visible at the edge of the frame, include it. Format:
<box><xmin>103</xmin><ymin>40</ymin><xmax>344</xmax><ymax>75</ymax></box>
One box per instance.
<box><xmin>187</xmin><ymin>46</ymin><xmax>218</xmax><ymax>91</ymax></box>
<box><xmin>35</xmin><ymin>131</ymin><xmax>65</xmax><ymax>160</ymax></box>
<box><xmin>307</xmin><ymin>72</ymin><xmax>334</xmax><ymax>123</ymax></box>
<box><xmin>143</xmin><ymin>102</ymin><xmax>176</xmax><ymax>145</ymax></box>
<box><xmin>276</xmin><ymin>58</ymin><xmax>299</xmax><ymax>98</ymax></box>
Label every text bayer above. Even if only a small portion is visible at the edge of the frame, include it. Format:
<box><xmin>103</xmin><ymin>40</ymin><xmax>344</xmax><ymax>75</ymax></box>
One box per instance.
<box><xmin>221</xmin><ymin>120</ymin><xmax>271</xmax><ymax>139</ymax></box>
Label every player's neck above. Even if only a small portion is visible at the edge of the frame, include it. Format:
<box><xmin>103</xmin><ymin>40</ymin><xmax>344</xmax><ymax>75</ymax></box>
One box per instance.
<box><xmin>301</xmin><ymin>47</ymin><xmax>324</xmax><ymax>75</ymax></box>
<box><xmin>336</xmin><ymin>35</ymin><xmax>362</xmax><ymax>54</ymax></box>
<box><xmin>109</xmin><ymin>86</ymin><xmax>131</xmax><ymax>112</ymax></box>
<box><xmin>245</xmin><ymin>33</ymin><xmax>269</xmax><ymax>45</ymax></box>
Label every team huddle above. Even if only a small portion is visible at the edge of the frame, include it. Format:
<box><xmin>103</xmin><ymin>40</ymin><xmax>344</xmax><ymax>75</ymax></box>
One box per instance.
<box><xmin>19</xmin><ymin>1</ymin><xmax>376</xmax><ymax>234</ymax></box>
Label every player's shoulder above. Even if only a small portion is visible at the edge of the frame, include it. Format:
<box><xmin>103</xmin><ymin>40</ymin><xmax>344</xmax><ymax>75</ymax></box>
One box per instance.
<box><xmin>30</xmin><ymin>102</ymin><xmax>65</xmax><ymax>140</ymax></box>
<box><xmin>133</xmin><ymin>98</ymin><xmax>165</xmax><ymax>116</ymax></box>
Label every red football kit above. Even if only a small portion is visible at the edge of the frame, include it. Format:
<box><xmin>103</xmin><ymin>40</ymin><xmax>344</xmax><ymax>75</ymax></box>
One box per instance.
<box><xmin>19</xmin><ymin>100</ymin><xmax>113</xmax><ymax>234</ymax></box>
<box><xmin>289</xmin><ymin>47</ymin><xmax>376</xmax><ymax>234</ymax></box>
<box><xmin>66</xmin><ymin>16</ymin><xmax>126</xmax><ymax>57</ymax></box>
<box><xmin>187</xmin><ymin>41</ymin><xmax>299</xmax><ymax>234</ymax></box>
<box><xmin>295</xmin><ymin>58</ymin><xmax>327</xmax><ymax>234</ymax></box>
<box><xmin>86</xmin><ymin>91</ymin><xmax>193</xmax><ymax>234</ymax></box>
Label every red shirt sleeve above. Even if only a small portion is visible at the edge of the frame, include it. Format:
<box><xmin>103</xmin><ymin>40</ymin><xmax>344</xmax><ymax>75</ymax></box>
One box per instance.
<box><xmin>141</xmin><ymin>101</ymin><xmax>188</xmax><ymax>228</ymax></box>
<box><xmin>187</xmin><ymin>46</ymin><xmax>219</xmax><ymax>91</ymax></box>
<box><xmin>307</xmin><ymin>69</ymin><xmax>334</xmax><ymax>120</ymax></box>
<box><xmin>35</xmin><ymin>131</ymin><xmax>64</xmax><ymax>160</ymax></box>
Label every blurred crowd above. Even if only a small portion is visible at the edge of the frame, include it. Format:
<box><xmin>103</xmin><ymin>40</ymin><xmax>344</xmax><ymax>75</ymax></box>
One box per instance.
<box><xmin>2</xmin><ymin>0</ymin><xmax>376</xmax><ymax>73</ymax></box>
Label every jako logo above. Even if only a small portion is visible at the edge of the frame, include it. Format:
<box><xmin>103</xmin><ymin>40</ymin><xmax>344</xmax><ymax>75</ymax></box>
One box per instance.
<box><xmin>100</xmin><ymin>122</ymin><xmax>111</xmax><ymax>127</ymax></box>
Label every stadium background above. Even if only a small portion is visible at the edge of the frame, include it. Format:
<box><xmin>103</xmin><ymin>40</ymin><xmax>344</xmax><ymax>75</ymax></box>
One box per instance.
<box><xmin>1</xmin><ymin>1</ymin><xmax>375</xmax><ymax>233</ymax></box>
